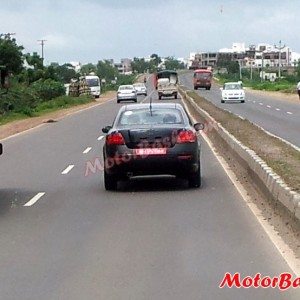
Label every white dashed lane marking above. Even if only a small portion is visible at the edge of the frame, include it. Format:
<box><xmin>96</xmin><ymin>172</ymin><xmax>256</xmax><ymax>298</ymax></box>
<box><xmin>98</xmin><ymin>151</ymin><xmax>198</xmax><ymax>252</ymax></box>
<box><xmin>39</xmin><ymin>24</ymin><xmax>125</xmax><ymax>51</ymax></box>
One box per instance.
<box><xmin>287</xmin><ymin>112</ymin><xmax>293</xmax><ymax>115</ymax></box>
<box><xmin>267</xmin><ymin>105</ymin><xmax>271</xmax><ymax>108</ymax></box>
<box><xmin>83</xmin><ymin>147</ymin><xmax>92</xmax><ymax>154</ymax></box>
<box><xmin>97</xmin><ymin>135</ymin><xmax>104</xmax><ymax>141</ymax></box>
<box><xmin>24</xmin><ymin>192</ymin><xmax>45</xmax><ymax>207</ymax></box>
<box><xmin>61</xmin><ymin>165</ymin><xmax>74</xmax><ymax>175</ymax></box>
<box><xmin>276</xmin><ymin>108</ymin><xmax>280</xmax><ymax>111</ymax></box>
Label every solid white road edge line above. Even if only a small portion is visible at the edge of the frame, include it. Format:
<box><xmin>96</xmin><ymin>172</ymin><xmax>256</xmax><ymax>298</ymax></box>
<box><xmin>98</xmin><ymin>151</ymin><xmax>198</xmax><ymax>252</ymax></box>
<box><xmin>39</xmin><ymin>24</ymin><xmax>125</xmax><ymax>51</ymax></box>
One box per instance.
<box><xmin>24</xmin><ymin>192</ymin><xmax>45</xmax><ymax>207</ymax></box>
<box><xmin>180</xmin><ymin>92</ymin><xmax>300</xmax><ymax>277</ymax></box>
<box><xmin>61</xmin><ymin>165</ymin><xmax>74</xmax><ymax>175</ymax></box>
<box><xmin>83</xmin><ymin>147</ymin><xmax>92</xmax><ymax>154</ymax></box>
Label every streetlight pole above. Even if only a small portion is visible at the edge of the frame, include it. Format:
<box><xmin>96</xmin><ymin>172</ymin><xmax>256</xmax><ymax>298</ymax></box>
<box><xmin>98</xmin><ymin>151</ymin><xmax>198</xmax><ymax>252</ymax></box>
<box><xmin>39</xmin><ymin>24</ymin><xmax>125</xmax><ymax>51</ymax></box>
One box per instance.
<box><xmin>37</xmin><ymin>39</ymin><xmax>47</xmax><ymax>66</ymax></box>
<box><xmin>274</xmin><ymin>40</ymin><xmax>285</xmax><ymax>79</ymax></box>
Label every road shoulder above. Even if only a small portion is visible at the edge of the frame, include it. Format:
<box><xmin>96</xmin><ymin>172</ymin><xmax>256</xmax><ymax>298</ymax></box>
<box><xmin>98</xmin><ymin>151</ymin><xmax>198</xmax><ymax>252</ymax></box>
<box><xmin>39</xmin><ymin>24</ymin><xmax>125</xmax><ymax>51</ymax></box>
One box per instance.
<box><xmin>0</xmin><ymin>91</ymin><xmax>116</xmax><ymax>140</ymax></box>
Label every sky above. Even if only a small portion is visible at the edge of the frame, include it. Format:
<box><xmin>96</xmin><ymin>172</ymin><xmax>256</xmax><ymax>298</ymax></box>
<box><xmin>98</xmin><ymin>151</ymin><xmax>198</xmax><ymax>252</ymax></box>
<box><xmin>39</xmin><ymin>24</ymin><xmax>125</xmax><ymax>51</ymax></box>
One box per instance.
<box><xmin>1</xmin><ymin>0</ymin><xmax>299</xmax><ymax>64</ymax></box>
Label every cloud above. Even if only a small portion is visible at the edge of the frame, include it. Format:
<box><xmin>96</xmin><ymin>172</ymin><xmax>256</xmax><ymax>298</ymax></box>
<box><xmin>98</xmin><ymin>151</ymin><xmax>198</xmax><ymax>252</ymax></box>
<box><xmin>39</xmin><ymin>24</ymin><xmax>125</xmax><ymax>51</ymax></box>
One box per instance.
<box><xmin>0</xmin><ymin>0</ymin><xmax>299</xmax><ymax>63</ymax></box>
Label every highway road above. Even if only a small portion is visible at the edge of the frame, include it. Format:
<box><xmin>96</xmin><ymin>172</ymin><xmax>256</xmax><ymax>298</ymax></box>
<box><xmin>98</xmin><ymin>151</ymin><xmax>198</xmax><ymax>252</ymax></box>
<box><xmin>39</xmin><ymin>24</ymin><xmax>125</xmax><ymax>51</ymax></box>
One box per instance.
<box><xmin>180</xmin><ymin>72</ymin><xmax>300</xmax><ymax>147</ymax></box>
<box><xmin>0</xmin><ymin>80</ymin><xmax>299</xmax><ymax>299</ymax></box>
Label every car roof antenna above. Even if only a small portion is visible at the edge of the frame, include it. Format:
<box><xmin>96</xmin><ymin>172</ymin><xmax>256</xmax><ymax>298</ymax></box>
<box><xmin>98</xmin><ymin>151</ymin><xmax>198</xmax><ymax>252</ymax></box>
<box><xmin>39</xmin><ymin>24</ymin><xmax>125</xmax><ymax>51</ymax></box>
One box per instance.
<box><xmin>149</xmin><ymin>97</ymin><xmax>153</xmax><ymax>116</ymax></box>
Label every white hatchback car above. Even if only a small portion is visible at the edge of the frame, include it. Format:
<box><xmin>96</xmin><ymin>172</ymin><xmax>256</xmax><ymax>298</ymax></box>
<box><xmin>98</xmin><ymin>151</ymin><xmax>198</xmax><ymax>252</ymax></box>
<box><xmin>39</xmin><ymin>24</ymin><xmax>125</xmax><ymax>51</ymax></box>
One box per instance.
<box><xmin>220</xmin><ymin>82</ymin><xmax>245</xmax><ymax>103</ymax></box>
<box><xmin>117</xmin><ymin>85</ymin><xmax>137</xmax><ymax>103</ymax></box>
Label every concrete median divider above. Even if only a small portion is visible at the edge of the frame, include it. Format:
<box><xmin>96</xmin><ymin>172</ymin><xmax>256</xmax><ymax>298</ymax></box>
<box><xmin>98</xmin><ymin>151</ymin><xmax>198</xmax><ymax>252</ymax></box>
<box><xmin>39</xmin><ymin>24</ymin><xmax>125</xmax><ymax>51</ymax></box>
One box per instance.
<box><xmin>178</xmin><ymin>86</ymin><xmax>300</xmax><ymax>222</ymax></box>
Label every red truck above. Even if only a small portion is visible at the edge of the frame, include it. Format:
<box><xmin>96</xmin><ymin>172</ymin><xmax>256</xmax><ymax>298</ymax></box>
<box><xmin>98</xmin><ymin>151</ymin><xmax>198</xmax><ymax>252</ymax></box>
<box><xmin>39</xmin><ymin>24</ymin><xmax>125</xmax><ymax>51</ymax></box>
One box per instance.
<box><xmin>193</xmin><ymin>68</ymin><xmax>212</xmax><ymax>90</ymax></box>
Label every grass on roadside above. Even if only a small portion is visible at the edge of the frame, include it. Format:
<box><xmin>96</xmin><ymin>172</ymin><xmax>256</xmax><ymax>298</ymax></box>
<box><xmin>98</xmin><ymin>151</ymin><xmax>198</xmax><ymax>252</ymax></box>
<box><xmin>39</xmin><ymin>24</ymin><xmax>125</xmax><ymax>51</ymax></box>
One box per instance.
<box><xmin>0</xmin><ymin>95</ymin><xmax>94</xmax><ymax>126</ymax></box>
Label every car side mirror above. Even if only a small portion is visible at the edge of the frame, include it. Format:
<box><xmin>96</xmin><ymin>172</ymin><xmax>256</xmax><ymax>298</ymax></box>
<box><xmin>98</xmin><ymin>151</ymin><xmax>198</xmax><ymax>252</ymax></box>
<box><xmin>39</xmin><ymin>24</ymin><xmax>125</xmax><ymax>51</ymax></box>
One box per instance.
<box><xmin>102</xmin><ymin>126</ymin><xmax>112</xmax><ymax>133</ymax></box>
<box><xmin>0</xmin><ymin>143</ymin><xmax>3</xmax><ymax>155</ymax></box>
<box><xmin>220</xmin><ymin>87</ymin><xmax>223</xmax><ymax>91</ymax></box>
<box><xmin>194</xmin><ymin>123</ymin><xmax>205</xmax><ymax>131</ymax></box>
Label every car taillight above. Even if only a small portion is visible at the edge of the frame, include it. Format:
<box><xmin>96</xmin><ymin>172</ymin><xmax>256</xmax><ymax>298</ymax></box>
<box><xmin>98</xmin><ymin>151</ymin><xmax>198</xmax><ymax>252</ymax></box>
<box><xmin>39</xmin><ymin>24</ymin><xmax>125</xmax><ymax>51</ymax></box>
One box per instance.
<box><xmin>106</xmin><ymin>132</ymin><xmax>125</xmax><ymax>145</ymax></box>
<box><xmin>176</xmin><ymin>130</ymin><xmax>197</xmax><ymax>143</ymax></box>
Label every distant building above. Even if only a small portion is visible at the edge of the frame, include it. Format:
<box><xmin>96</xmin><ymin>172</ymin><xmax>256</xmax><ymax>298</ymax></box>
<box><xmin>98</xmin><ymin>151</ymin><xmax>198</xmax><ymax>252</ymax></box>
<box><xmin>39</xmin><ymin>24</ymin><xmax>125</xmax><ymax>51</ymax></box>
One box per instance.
<box><xmin>189</xmin><ymin>42</ymin><xmax>294</xmax><ymax>71</ymax></box>
<box><xmin>114</xmin><ymin>58</ymin><xmax>133</xmax><ymax>74</ymax></box>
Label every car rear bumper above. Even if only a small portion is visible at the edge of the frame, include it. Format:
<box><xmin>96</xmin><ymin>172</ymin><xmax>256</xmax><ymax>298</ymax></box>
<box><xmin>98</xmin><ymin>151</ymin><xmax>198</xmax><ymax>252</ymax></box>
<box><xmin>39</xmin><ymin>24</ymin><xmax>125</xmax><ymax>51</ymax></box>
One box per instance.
<box><xmin>158</xmin><ymin>91</ymin><xmax>177</xmax><ymax>96</ymax></box>
<box><xmin>117</xmin><ymin>95</ymin><xmax>137</xmax><ymax>101</ymax></box>
<box><xmin>105</xmin><ymin>154</ymin><xmax>199</xmax><ymax>177</ymax></box>
<box><xmin>104</xmin><ymin>144</ymin><xmax>200</xmax><ymax>177</ymax></box>
<box><xmin>222</xmin><ymin>96</ymin><xmax>245</xmax><ymax>101</ymax></box>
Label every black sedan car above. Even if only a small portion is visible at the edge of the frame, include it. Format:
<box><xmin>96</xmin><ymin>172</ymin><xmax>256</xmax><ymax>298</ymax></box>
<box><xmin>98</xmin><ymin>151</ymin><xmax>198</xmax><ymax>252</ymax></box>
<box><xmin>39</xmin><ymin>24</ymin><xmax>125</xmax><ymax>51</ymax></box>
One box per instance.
<box><xmin>102</xmin><ymin>103</ymin><xmax>203</xmax><ymax>190</ymax></box>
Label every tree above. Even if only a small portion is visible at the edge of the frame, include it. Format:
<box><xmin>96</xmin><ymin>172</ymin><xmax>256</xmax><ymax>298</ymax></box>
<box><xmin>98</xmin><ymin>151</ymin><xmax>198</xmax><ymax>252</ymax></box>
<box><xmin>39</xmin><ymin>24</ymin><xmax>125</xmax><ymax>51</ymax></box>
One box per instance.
<box><xmin>96</xmin><ymin>60</ymin><xmax>118</xmax><ymax>81</ymax></box>
<box><xmin>131</xmin><ymin>57</ymin><xmax>149</xmax><ymax>73</ymax></box>
<box><xmin>150</xmin><ymin>53</ymin><xmax>161</xmax><ymax>67</ymax></box>
<box><xmin>296</xmin><ymin>59</ymin><xmax>300</xmax><ymax>78</ymax></box>
<box><xmin>50</xmin><ymin>63</ymin><xmax>77</xmax><ymax>83</ymax></box>
<box><xmin>0</xmin><ymin>36</ymin><xmax>24</xmax><ymax>87</ymax></box>
<box><xmin>80</xmin><ymin>63</ymin><xmax>97</xmax><ymax>75</ymax></box>
<box><xmin>164</xmin><ymin>57</ymin><xmax>185</xmax><ymax>70</ymax></box>
<box><xmin>25</xmin><ymin>52</ymin><xmax>43</xmax><ymax>70</ymax></box>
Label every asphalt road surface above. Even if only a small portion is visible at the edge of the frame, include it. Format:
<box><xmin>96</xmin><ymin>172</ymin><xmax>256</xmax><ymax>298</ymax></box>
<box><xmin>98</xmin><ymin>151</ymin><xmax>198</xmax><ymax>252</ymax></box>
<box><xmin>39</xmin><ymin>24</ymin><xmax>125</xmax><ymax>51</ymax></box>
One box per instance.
<box><xmin>0</xmin><ymin>80</ymin><xmax>299</xmax><ymax>299</ymax></box>
<box><xmin>180</xmin><ymin>72</ymin><xmax>300</xmax><ymax>147</ymax></box>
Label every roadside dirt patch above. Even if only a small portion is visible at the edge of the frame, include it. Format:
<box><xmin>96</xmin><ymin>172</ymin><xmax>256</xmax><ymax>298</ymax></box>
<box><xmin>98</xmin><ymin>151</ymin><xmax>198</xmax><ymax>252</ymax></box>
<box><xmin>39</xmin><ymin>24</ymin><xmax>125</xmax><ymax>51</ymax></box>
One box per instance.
<box><xmin>246</xmin><ymin>88</ymin><xmax>299</xmax><ymax>104</ymax></box>
<box><xmin>186</xmin><ymin>90</ymin><xmax>300</xmax><ymax>192</ymax></box>
<box><xmin>0</xmin><ymin>91</ymin><xmax>116</xmax><ymax>140</ymax></box>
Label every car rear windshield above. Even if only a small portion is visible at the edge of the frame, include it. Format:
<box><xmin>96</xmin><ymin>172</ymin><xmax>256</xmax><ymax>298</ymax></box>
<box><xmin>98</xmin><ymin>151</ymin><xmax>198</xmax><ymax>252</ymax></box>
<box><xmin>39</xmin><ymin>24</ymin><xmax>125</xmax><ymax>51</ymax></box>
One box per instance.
<box><xmin>119</xmin><ymin>86</ymin><xmax>134</xmax><ymax>90</ymax></box>
<box><xmin>194</xmin><ymin>72</ymin><xmax>211</xmax><ymax>79</ymax></box>
<box><xmin>118</xmin><ymin>108</ymin><xmax>184</xmax><ymax>126</ymax></box>
<box><xmin>224</xmin><ymin>84</ymin><xmax>242</xmax><ymax>90</ymax></box>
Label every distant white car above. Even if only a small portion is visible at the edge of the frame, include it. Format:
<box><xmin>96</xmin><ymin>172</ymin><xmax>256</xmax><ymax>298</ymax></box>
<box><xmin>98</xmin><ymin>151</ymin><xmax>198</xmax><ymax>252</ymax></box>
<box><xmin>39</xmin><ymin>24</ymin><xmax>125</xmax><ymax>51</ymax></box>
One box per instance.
<box><xmin>220</xmin><ymin>82</ymin><xmax>245</xmax><ymax>103</ymax></box>
<box><xmin>133</xmin><ymin>83</ymin><xmax>147</xmax><ymax>96</ymax></box>
<box><xmin>117</xmin><ymin>85</ymin><xmax>137</xmax><ymax>103</ymax></box>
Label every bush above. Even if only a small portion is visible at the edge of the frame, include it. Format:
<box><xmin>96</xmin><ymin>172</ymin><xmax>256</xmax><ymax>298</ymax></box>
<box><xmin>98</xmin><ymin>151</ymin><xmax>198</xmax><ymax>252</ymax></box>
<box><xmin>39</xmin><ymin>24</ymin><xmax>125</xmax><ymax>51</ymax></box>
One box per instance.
<box><xmin>0</xmin><ymin>86</ymin><xmax>39</xmax><ymax>115</ymax></box>
<box><xmin>31</xmin><ymin>79</ymin><xmax>65</xmax><ymax>101</ymax></box>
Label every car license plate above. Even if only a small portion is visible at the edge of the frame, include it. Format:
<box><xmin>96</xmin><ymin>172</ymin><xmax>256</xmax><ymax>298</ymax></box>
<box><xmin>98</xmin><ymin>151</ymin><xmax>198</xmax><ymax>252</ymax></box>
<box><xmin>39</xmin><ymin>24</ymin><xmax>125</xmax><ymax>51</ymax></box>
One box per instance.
<box><xmin>134</xmin><ymin>148</ymin><xmax>167</xmax><ymax>155</ymax></box>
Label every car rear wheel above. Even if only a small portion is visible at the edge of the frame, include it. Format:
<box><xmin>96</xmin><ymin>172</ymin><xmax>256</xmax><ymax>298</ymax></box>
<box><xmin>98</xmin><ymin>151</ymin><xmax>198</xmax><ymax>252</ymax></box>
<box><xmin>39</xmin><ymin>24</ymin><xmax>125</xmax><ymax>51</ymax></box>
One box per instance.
<box><xmin>117</xmin><ymin>100</ymin><xmax>120</xmax><ymax>103</ymax></box>
<box><xmin>104</xmin><ymin>170</ymin><xmax>118</xmax><ymax>191</ymax></box>
<box><xmin>159</xmin><ymin>95</ymin><xmax>162</xmax><ymax>100</ymax></box>
<box><xmin>241</xmin><ymin>100</ymin><xmax>245</xmax><ymax>103</ymax></box>
<box><xmin>188</xmin><ymin>161</ymin><xmax>201</xmax><ymax>188</ymax></box>
<box><xmin>174</xmin><ymin>94</ymin><xmax>178</xmax><ymax>99</ymax></box>
<box><xmin>221</xmin><ymin>100</ymin><xmax>225</xmax><ymax>103</ymax></box>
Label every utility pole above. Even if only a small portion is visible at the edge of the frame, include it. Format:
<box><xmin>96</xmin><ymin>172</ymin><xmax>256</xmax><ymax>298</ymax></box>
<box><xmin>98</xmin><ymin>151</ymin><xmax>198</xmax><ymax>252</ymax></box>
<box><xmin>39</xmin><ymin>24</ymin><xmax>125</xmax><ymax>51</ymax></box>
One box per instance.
<box><xmin>250</xmin><ymin>59</ymin><xmax>253</xmax><ymax>81</ymax></box>
<box><xmin>37</xmin><ymin>39</ymin><xmax>47</xmax><ymax>66</ymax></box>
<box><xmin>274</xmin><ymin>40</ymin><xmax>285</xmax><ymax>79</ymax></box>
<box><xmin>261</xmin><ymin>52</ymin><xmax>264</xmax><ymax>82</ymax></box>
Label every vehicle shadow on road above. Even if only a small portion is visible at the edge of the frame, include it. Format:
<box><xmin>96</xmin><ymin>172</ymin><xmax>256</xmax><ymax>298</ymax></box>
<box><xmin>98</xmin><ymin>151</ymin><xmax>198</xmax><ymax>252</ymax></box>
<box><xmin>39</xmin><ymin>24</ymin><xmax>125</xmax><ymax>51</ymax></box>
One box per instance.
<box><xmin>0</xmin><ymin>189</ymin><xmax>34</xmax><ymax>215</ymax></box>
